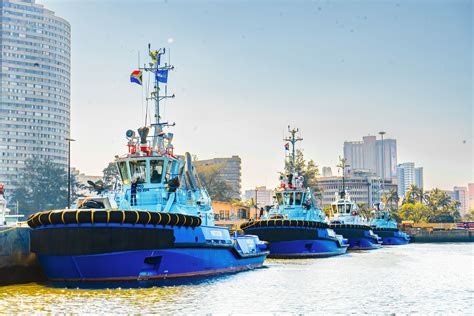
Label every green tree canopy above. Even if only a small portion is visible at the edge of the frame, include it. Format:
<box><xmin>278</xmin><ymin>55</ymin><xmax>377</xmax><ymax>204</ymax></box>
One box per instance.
<box><xmin>397</xmin><ymin>188</ymin><xmax>461</xmax><ymax>223</ymax></box>
<box><xmin>463</xmin><ymin>209</ymin><xmax>474</xmax><ymax>221</ymax></box>
<box><xmin>283</xmin><ymin>149</ymin><xmax>321</xmax><ymax>200</ymax></box>
<box><xmin>195</xmin><ymin>163</ymin><xmax>233</xmax><ymax>202</ymax></box>
<box><xmin>382</xmin><ymin>188</ymin><xmax>399</xmax><ymax>210</ymax></box>
<box><xmin>102</xmin><ymin>161</ymin><xmax>119</xmax><ymax>185</ymax></box>
<box><xmin>10</xmin><ymin>158</ymin><xmax>81</xmax><ymax>216</ymax></box>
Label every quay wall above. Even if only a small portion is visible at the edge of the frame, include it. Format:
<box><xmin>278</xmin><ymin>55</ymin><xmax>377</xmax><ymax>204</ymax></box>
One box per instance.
<box><xmin>0</xmin><ymin>226</ymin><xmax>44</xmax><ymax>285</ymax></box>
<box><xmin>402</xmin><ymin>227</ymin><xmax>474</xmax><ymax>243</ymax></box>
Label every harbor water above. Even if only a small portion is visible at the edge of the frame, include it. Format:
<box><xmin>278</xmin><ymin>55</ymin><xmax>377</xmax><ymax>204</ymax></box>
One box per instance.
<box><xmin>0</xmin><ymin>243</ymin><xmax>472</xmax><ymax>314</ymax></box>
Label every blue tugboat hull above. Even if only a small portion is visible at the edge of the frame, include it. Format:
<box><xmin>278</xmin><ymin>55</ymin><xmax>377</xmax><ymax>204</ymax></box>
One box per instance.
<box><xmin>330</xmin><ymin>226</ymin><xmax>382</xmax><ymax>250</ymax></box>
<box><xmin>372</xmin><ymin>229</ymin><xmax>410</xmax><ymax>245</ymax></box>
<box><xmin>242</xmin><ymin>225</ymin><xmax>348</xmax><ymax>258</ymax></box>
<box><xmin>29</xmin><ymin>222</ymin><xmax>268</xmax><ymax>283</ymax></box>
<box><xmin>38</xmin><ymin>248</ymin><xmax>265</xmax><ymax>282</ymax></box>
<box><xmin>267</xmin><ymin>239</ymin><xmax>348</xmax><ymax>258</ymax></box>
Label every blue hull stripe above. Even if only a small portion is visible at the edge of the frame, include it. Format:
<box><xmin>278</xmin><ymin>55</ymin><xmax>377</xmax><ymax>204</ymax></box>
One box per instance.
<box><xmin>39</xmin><ymin>248</ymin><xmax>266</xmax><ymax>282</ymax></box>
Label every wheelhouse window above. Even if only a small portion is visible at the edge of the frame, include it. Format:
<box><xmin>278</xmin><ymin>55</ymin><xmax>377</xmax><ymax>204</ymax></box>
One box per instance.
<box><xmin>117</xmin><ymin>161</ymin><xmax>130</xmax><ymax>185</ymax></box>
<box><xmin>164</xmin><ymin>160</ymin><xmax>173</xmax><ymax>182</ymax></box>
<box><xmin>276</xmin><ymin>193</ymin><xmax>283</xmax><ymax>205</ymax></box>
<box><xmin>295</xmin><ymin>192</ymin><xmax>303</xmax><ymax>205</ymax></box>
<box><xmin>130</xmin><ymin>160</ymin><xmax>147</xmax><ymax>183</ymax></box>
<box><xmin>337</xmin><ymin>204</ymin><xmax>345</xmax><ymax>214</ymax></box>
<box><xmin>150</xmin><ymin>159</ymin><xmax>164</xmax><ymax>183</ymax></box>
<box><xmin>345</xmin><ymin>204</ymin><xmax>352</xmax><ymax>213</ymax></box>
<box><xmin>331</xmin><ymin>205</ymin><xmax>337</xmax><ymax>213</ymax></box>
<box><xmin>283</xmin><ymin>192</ymin><xmax>294</xmax><ymax>205</ymax></box>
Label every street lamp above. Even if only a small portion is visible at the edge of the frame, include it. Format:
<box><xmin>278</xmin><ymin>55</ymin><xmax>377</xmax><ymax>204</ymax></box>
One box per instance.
<box><xmin>65</xmin><ymin>137</ymin><xmax>75</xmax><ymax>209</ymax></box>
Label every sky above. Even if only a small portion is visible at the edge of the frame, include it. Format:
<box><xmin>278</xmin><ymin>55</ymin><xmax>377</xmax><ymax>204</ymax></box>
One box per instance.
<box><xmin>41</xmin><ymin>0</ymin><xmax>473</xmax><ymax>191</ymax></box>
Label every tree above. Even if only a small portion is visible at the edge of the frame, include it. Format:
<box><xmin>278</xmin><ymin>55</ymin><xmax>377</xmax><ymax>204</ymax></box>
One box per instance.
<box><xmin>382</xmin><ymin>188</ymin><xmax>399</xmax><ymax>210</ymax></box>
<box><xmin>195</xmin><ymin>163</ymin><xmax>233</xmax><ymax>202</ymax></box>
<box><xmin>397</xmin><ymin>188</ymin><xmax>462</xmax><ymax>223</ymax></box>
<box><xmin>102</xmin><ymin>162</ymin><xmax>119</xmax><ymax>185</ymax></box>
<box><xmin>356</xmin><ymin>202</ymin><xmax>371</xmax><ymax>220</ymax></box>
<box><xmin>283</xmin><ymin>149</ymin><xmax>322</xmax><ymax>200</ymax></box>
<box><xmin>403</xmin><ymin>184</ymin><xmax>421</xmax><ymax>204</ymax></box>
<box><xmin>463</xmin><ymin>209</ymin><xmax>474</xmax><ymax>221</ymax></box>
<box><xmin>322</xmin><ymin>206</ymin><xmax>332</xmax><ymax>217</ymax></box>
<box><xmin>398</xmin><ymin>203</ymin><xmax>429</xmax><ymax>223</ymax></box>
<box><xmin>10</xmin><ymin>158</ymin><xmax>81</xmax><ymax>217</ymax></box>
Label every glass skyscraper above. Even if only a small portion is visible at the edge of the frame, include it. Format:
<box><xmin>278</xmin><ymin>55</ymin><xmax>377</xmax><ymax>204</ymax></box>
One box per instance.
<box><xmin>0</xmin><ymin>0</ymin><xmax>70</xmax><ymax>192</ymax></box>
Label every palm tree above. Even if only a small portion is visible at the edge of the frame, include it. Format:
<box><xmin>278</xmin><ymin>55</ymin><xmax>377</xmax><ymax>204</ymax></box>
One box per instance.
<box><xmin>415</xmin><ymin>186</ymin><xmax>426</xmax><ymax>204</ymax></box>
<box><xmin>383</xmin><ymin>188</ymin><xmax>399</xmax><ymax>210</ymax></box>
<box><xmin>403</xmin><ymin>184</ymin><xmax>419</xmax><ymax>204</ymax></box>
<box><xmin>357</xmin><ymin>202</ymin><xmax>371</xmax><ymax>220</ymax></box>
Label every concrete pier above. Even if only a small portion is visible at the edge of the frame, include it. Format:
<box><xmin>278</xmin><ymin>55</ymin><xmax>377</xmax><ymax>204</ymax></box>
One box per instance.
<box><xmin>0</xmin><ymin>225</ymin><xmax>44</xmax><ymax>285</ymax></box>
<box><xmin>402</xmin><ymin>227</ymin><xmax>474</xmax><ymax>243</ymax></box>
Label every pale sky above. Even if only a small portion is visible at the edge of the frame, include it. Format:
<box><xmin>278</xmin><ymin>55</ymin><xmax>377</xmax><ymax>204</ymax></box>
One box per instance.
<box><xmin>41</xmin><ymin>0</ymin><xmax>473</xmax><ymax>191</ymax></box>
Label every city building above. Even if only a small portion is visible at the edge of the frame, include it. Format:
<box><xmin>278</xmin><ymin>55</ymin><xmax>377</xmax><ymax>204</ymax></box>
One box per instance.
<box><xmin>212</xmin><ymin>200</ymin><xmax>258</xmax><ymax>230</ymax></box>
<box><xmin>397</xmin><ymin>162</ymin><xmax>424</xmax><ymax>199</ymax></box>
<box><xmin>317</xmin><ymin>170</ymin><xmax>397</xmax><ymax>208</ymax></box>
<box><xmin>0</xmin><ymin>0</ymin><xmax>71</xmax><ymax>195</ymax></box>
<box><xmin>243</xmin><ymin>186</ymin><xmax>274</xmax><ymax>208</ymax></box>
<box><xmin>321</xmin><ymin>166</ymin><xmax>332</xmax><ymax>177</ymax></box>
<box><xmin>415</xmin><ymin>167</ymin><xmax>424</xmax><ymax>189</ymax></box>
<box><xmin>343</xmin><ymin>135</ymin><xmax>397</xmax><ymax>179</ymax></box>
<box><xmin>194</xmin><ymin>155</ymin><xmax>242</xmax><ymax>200</ymax></box>
<box><xmin>453</xmin><ymin>186</ymin><xmax>468</xmax><ymax>216</ymax></box>
<box><xmin>469</xmin><ymin>183</ymin><xmax>474</xmax><ymax>210</ymax></box>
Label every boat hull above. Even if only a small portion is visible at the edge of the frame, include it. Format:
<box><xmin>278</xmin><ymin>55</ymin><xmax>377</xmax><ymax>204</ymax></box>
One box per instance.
<box><xmin>242</xmin><ymin>225</ymin><xmax>348</xmax><ymax>258</ymax></box>
<box><xmin>330</xmin><ymin>225</ymin><xmax>382</xmax><ymax>250</ymax></box>
<box><xmin>372</xmin><ymin>229</ymin><xmax>410</xmax><ymax>245</ymax></box>
<box><xmin>38</xmin><ymin>248</ymin><xmax>265</xmax><ymax>282</ymax></box>
<box><xmin>29</xmin><ymin>223</ymin><xmax>268</xmax><ymax>283</ymax></box>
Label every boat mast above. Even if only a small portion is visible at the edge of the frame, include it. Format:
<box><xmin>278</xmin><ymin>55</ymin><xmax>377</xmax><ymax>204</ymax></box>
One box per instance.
<box><xmin>337</xmin><ymin>156</ymin><xmax>349</xmax><ymax>199</ymax></box>
<box><xmin>379</xmin><ymin>131</ymin><xmax>386</xmax><ymax>205</ymax></box>
<box><xmin>141</xmin><ymin>44</ymin><xmax>175</xmax><ymax>149</ymax></box>
<box><xmin>284</xmin><ymin>126</ymin><xmax>303</xmax><ymax>174</ymax></box>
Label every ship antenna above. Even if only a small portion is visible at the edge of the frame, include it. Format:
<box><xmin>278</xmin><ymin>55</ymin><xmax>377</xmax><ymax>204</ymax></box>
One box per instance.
<box><xmin>337</xmin><ymin>156</ymin><xmax>349</xmax><ymax>199</ymax></box>
<box><xmin>141</xmin><ymin>44</ymin><xmax>175</xmax><ymax>150</ymax></box>
<box><xmin>284</xmin><ymin>126</ymin><xmax>303</xmax><ymax>174</ymax></box>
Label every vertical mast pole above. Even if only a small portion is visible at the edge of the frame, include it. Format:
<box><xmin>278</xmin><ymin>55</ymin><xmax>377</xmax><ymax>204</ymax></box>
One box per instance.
<box><xmin>284</xmin><ymin>126</ymin><xmax>302</xmax><ymax>175</ymax></box>
<box><xmin>379</xmin><ymin>131</ymin><xmax>386</xmax><ymax>204</ymax></box>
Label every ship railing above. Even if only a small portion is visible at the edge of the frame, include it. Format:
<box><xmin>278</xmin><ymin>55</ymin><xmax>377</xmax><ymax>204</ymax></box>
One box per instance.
<box><xmin>118</xmin><ymin>187</ymin><xmax>210</xmax><ymax>210</ymax></box>
<box><xmin>121</xmin><ymin>188</ymin><xmax>169</xmax><ymax>210</ymax></box>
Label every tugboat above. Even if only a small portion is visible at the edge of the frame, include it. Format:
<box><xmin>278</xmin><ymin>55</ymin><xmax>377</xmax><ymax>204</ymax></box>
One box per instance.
<box><xmin>368</xmin><ymin>130</ymin><xmax>409</xmax><ymax>245</ymax></box>
<box><xmin>329</xmin><ymin>158</ymin><xmax>382</xmax><ymax>250</ymax></box>
<box><xmin>27</xmin><ymin>45</ymin><xmax>268</xmax><ymax>283</ymax></box>
<box><xmin>370</xmin><ymin>203</ymin><xmax>410</xmax><ymax>245</ymax></box>
<box><xmin>240</xmin><ymin>127</ymin><xmax>348</xmax><ymax>258</ymax></box>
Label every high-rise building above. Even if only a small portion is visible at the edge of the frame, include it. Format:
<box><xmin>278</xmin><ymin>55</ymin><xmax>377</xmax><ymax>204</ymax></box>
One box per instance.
<box><xmin>243</xmin><ymin>186</ymin><xmax>274</xmax><ymax>208</ymax></box>
<box><xmin>397</xmin><ymin>162</ymin><xmax>424</xmax><ymax>198</ymax></box>
<box><xmin>344</xmin><ymin>135</ymin><xmax>397</xmax><ymax>179</ymax></box>
<box><xmin>321</xmin><ymin>166</ymin><xmax>332</xmax><ymax>177</ymax></box>
<box><xmin>453</xmin><ymin>186</ymin><xmax>468</xmax><ymax>216</ymax></box>
<box><xmin>0</xmin><ymin>0</ymin><xmax>71</xmax><ymax>193</ymax></box>
<box><xmin>415</xmin><ymin>167</ymin><xmax>424</xmax><ymax>189</ymax></box>
<box><xmin>469</xmin><ymin>183</ymin><xmax>474</xmax><ymax>210</ymax></box>
<box><xmin>195</xmin><ymin>155</ymin><xmax>242</xmax><ymax>200</ymax></box>
<box><xmin>317</xmin><ymin>170</ymin><xmax>397</xmax><ymax>208</ymax></box>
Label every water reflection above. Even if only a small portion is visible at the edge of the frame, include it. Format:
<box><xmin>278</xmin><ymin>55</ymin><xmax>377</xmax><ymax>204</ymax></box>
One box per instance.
<box><xmin>1</xmin><ymin>244</ymin><xmax>472</xmax><ymax>314</ymax></box>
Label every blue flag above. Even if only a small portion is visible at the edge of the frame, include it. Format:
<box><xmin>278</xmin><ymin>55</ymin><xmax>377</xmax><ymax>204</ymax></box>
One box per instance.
<box><xmin>155</xmin><ymin>69</ymin><xmax>168</xmax><ymax>83</ymax></box>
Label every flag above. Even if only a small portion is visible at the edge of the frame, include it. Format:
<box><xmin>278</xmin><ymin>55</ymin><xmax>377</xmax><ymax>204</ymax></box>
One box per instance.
<box><xmin>156</xmin><ymin>69</ymin><xmax>168</xmax><ymax>83</ymax></box>
<box><xmin>130</xmin><ymin>70</ymin><xmax>142</xmax><ymax>85</ymax></box>
<box><xmin>284</xmin><ymin>143</ymin><xmax>289</xmax><ymax>150</ymax></box>
<box><xmin>150</xmin><ymin>50</ymin><xmax>160</xmax><ymax>65</ymax></box>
